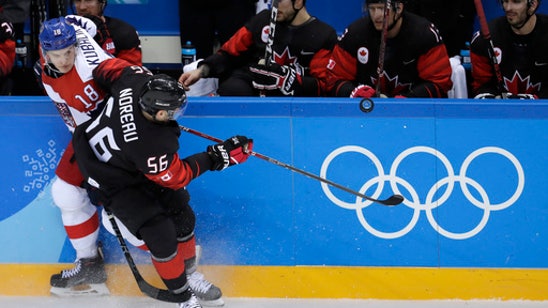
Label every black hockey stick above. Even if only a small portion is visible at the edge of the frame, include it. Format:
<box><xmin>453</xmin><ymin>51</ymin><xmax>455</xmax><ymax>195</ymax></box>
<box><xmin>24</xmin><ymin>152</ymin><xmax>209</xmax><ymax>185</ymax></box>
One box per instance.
<box><xmin>180</xmin><ymin>125</ymin><xmax>404</xmax><ymax>206</ymax></box>
<box><xmin>473</xmin><ymin>0</ymin><xmax>507</xmax><ymax>99</ymax></box>
<box><xmin>264</xmin><ymin>0</ymin><xmax>280</xmax><ymax>66</ymax></box>
<box><xmin>259</xmin><ymin>0</ymin><xmax>280</xmax><ymax>97</ymax></box>
<box><xmin>105</xmin><ymin>209</ymin><xmax>188</xmax><ymax>303</ymax></box>
<box><xmin>375</xmin><ymin>0</ymin><xmax>392</xmax><ymax>97</ymax></box>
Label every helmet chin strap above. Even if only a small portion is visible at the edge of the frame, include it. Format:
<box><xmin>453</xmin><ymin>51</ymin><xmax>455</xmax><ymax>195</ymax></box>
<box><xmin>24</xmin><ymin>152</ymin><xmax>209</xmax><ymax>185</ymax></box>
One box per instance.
<box><xmin>387</xmin><ymin>7</ymin><xmax>402</xmax><ymax>32</ymax></box>
<box><xmin>284</xmin><ymin>1</ymin><xmax>303</xmax><ymax>25</ymax></box>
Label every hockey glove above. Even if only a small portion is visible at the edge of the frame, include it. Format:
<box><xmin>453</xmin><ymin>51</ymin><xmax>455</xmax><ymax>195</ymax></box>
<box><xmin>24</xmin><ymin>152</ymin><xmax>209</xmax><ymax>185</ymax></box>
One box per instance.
<box><xmin>207</xmin><ymin>136</ymin><xmax>253</xmax><ymax>171</ymax></box>
<box><xmin>0</xmin><ymin>17</ymin><xmax>14</xmax><ymax>43</ymax></box>
<box><xmin>84</xmin><ymin>14</ymin><xmax>116</xmax><ymax>55</ymax></box>
<box><xmin>249</xmin><ymin>62</ymin><xmax>303</xmax><ymax>95</ymax></box>
<box><xmin>350</xmin><ymin>85</ymin><xmax>376</xmax><ymax>98</ymax></box>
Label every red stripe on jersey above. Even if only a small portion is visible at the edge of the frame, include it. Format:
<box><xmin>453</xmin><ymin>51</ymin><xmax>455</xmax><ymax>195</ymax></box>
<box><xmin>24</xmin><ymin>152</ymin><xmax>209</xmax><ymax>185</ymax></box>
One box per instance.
<box><xmin>145</xmin><ymin>153</ymin><xmax>195</xmax><ymax>190</ymax></box>
<box><xmin>64</xmin><ymin>210</ymin><xmax>99</xmax><ymax>239</ymax></box>
<box><xmin>309</xmin><ymin>48</ymin><xmax>333</xmax><ymax>96</ymax></box>
<box><xmin>0</xmin><ymin>39</ymin><xmax>15</xmax><ymax>76</ymax></box>
<box><xmin>220</xmin><ymin>27</ymin><xmax>254</xmax><ymax>56</ymax></box>
<box><xmin>116</xmin><ymin>48</ymin><xmax>143</xmax><ymax>66</ymax></box>
<box><xmin>325</xmin><ymin>45</ymin><xmax>358</xmax><ymax>93</ymax></box>
<box><xmin>417</xmin><ymin>45</ymin><xmax>453</xmax><ymax>95</ymax></box>
<box><xmin>470</xmin><ymin>51</ymin><xmax>494</xmax><ymax>95</ymax></box>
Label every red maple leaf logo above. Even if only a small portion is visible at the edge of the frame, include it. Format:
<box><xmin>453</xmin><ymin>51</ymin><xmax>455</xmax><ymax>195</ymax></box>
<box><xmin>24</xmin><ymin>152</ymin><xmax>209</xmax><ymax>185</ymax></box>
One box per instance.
<box><xmin>273</xmin><ymin>47</ymin><xmax>297</xmax><ymax>65</ymax></box>
<box><xmin>371</xmin><ymin>72</ymin><xmax>411</xmax><ymax>96</ymax></box>
<box><xmin>503</xmin><ymin>71</ymin><xmax>541</xmax><ymax>94</ymax></box>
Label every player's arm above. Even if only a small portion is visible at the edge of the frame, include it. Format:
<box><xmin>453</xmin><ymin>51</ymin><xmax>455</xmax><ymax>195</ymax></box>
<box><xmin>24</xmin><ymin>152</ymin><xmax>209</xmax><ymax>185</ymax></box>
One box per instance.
<box><xmin>145</xmin><ymin>137</ymin><xmax>253</xmax><ymax>190</ymax></box>
<box><xmin>405</xmin><ymin>44</ymin><xmax>453</xmax><ymax>98</ymax></box>
<box><xmin>325</xmin><ymin>44</ymin><xmax>359</xmax><ymax>97</ymax></box>
<box><xmin>199</xmin><ymin>24</ymin><xmax>255</xmax><ymax>77</ymax></box>
<box><xmin>469</xmin><ymin>34</ymin><xmax>499</xmax><ymax>97</ymax></box>
<box><xmin>92</xmin><ymin>57</ymin><xmax>148</xmax><ymax>92</ymax></box>
<box><xmin>0</xmin><ymin>16</ymin><xmax>15</xmax><ymax>77</ymax></box>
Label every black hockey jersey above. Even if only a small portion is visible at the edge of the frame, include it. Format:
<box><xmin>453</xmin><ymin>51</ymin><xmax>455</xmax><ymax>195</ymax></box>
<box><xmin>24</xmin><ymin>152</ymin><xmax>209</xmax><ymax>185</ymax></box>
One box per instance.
<box><xmin>201</xmin><ymin>9</ymin><xmax>338</xmax><ymax>96</ymax></box>
<box><xmin>326</xmin><ymin>11</ymin><xmax>453</xmax><ymax>98</ymax></box>
<box><xmin>470</xmin><ymin>15</ymin><xmax>548</xmax><ymax>98</ymax></box>
<box><xmin>72</xmin><ymin>58</ymin><xmax>214</xmax><ymax>196</ymax></box>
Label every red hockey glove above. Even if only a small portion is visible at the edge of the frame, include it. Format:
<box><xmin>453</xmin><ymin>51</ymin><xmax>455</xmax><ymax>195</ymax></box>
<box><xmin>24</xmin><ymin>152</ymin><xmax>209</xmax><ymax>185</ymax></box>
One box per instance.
<box><xmin>249</xmin><ymin>61</ymin><xmax>303</xmax><ymax>95</ymax></box>
<box><xmin>350</xmin><ymin>85</ymin><xmax>376</xmax><ymax>98</ymax></box>
<box><xmin>207</xmin><ymin>136</ymin><xmax>253</xmax><ymax>171</ymax></box>
<box><xmin>0</xmin><ymin>17</ymin><xmax>14</xmax><ymax>43</ymax></box>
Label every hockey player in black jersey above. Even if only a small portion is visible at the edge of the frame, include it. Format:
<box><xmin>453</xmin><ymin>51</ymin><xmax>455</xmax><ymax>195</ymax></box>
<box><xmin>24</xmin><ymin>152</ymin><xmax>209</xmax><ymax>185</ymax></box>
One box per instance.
<box><xmin>471</xmin><ymin>0</ymin><xmax>548</xmax><ymax>99</ymax></box>
<box><xmin>179</xmin><ymin>0</ymin><xmax>338</xmax><ymax>97</ymax></box>
<box><xmin>325</xmin><ymin>0</ymin><xmax>453</xmax><ymax>98</ymax></box>
<box><xmin>72</xmin><ymin>57</ymin><xmax>253</xmax><ymax>308</ymax></box>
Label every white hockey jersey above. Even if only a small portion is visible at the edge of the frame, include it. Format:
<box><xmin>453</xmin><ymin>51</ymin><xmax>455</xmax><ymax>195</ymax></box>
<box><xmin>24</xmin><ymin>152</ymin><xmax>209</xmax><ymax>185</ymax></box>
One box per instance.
<box><xmin>41</xmin><ymin>24</ymin><xmax>113</xmax><ymax>132</ymax></box>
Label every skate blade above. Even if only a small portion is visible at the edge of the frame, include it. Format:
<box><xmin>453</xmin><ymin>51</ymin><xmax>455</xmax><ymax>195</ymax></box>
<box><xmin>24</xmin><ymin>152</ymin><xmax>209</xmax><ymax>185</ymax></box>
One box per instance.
<box><xmin>198</xmin><ymin>297</ymin><xmax>225</xmax><ymax>307</ymax></box>
<box><xmin>50</xmin><ymin>283</ymin><xmax>110</xmax><ymax>297</ymax></box>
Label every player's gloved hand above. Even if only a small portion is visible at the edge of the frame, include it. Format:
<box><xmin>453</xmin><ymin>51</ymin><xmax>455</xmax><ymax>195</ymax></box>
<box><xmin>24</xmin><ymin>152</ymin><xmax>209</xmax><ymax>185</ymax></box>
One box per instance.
<box><xmin>474</xmin><ymin>93</ymin><xmax>501</xmax><ymax>99</ymax></box>
<box><xmin>84</xmin><ymin>14</ymin><xmax>116</xmax><ymax>55</ymax></box>
<box><xmin>350</xmin><ymin>85</ymin><xmax>376</xmax><ymax>98</ymax></box>
<box><xmin>0</xmin><ymin>17</ymin><xmax>14</xmax><ymax>43</ymax></box>
<box><xmin>65</xmin><ymin>15</ymin><xmax>97</xmax><ymax>37</ymax></box>
<box><xmin>207</xmin><ymin>136</ymin><xmax>253</xmax><ymax>171</ymax></box>
<box><xmin>249</xmin><ymin>61</ymin><xmax>303</xmax><ymax>95</ymax></box>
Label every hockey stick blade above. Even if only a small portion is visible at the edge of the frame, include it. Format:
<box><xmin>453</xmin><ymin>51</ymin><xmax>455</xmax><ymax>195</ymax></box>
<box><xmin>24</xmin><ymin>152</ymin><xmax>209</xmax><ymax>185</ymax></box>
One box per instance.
<box><xmin>106</xmin><ymin>211</ymin><xmax>189</xmax><ymax>303</ymax></box>
<box><xmin>179</xmin><ymin>125</ymin><xmax>404</xmax><ymax>206</ymax></box>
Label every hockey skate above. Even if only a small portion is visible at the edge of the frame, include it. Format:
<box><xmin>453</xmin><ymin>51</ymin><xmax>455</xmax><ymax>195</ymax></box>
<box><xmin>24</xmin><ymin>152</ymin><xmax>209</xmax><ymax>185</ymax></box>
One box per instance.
<box><xmin>178</xmin><ymin>291</ymin><xmax>202</xmax><ymax>308</ymax></box>
<box><xmin>50</xmin><ymin>250</ymin><xmax>109</xmax><ymax>297</ymax></box>
<box><xmin>188</xmin><ymin>271</ymin><xmax>224</xmax><ymax>307</ymax></box>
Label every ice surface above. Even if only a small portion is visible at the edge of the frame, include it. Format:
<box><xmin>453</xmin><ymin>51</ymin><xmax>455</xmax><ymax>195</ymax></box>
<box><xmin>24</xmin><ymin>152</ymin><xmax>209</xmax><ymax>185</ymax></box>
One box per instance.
<box><xmin>0</xmin><ymin>297</ymin><xmax>547</xmax><ymax>308</ymax></box>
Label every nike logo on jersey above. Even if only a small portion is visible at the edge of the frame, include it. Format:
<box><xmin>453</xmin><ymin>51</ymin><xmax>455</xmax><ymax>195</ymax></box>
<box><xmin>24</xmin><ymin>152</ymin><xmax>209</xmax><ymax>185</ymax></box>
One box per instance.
<box><xmin>300</xmin><ymin>50</ymin><xmax>315</xmax><ymax>56</ymax></box>
<box><xmin>534</xmin><ymin>61</ymin><xmax>548</xmax><ymax>66</ymax></box>
<box><xmin>403</xmin><ymin>59</ymin><xmax>416</xmax><ymax>65</ymax></box>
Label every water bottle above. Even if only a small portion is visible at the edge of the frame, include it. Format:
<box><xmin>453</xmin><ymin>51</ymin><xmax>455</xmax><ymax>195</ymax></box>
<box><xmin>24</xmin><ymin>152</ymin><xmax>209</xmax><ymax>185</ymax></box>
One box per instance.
<box><xmin>181</xmin><ymin>41</ymin><xmax>196</xmax><ymax>67</ymax></box>
<box><xmin>15</xmin><ymin>39</ymin><xmax>28</xmax><ymax>68</ymax></box>
<box><xmin>460</xmin><ymin>42</ymin><xmax>471</xmax><ymax>71</ymax></box>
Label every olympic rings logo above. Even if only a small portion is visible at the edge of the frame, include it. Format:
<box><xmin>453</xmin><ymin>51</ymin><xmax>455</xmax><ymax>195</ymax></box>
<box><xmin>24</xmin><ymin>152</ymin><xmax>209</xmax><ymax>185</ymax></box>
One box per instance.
<box><xmin>320</xmin><ymin>146</ymin><xmax>525</xmax><ymax>240</ymax></box>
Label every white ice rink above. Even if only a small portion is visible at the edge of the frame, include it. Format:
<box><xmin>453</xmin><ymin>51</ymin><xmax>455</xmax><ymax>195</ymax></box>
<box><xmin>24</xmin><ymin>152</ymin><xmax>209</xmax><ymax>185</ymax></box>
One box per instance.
<box><xmin>1</xmin><ymin>297</ymin><xmax>547</xmax><ymax>308</ymax></box>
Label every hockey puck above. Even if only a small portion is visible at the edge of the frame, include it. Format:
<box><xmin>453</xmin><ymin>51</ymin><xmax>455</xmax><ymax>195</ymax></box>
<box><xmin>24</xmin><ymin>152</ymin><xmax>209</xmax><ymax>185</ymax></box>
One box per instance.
<box><xmin>359</xmin><ymin>98</ymin><xmax>374</xmax><ymax>113</ymax></box>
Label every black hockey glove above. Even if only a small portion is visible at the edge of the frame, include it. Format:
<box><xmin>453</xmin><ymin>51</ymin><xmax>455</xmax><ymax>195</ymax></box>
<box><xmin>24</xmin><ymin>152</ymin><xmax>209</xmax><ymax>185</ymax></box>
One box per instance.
<box><xmin>0</xmin><ymin>16</ymin><xmax>14</xmax><ymax>43</ymax></box>
<box><xmin>249</xmin><ymin>61</ymin><xmax>303</xmax><ymax>95</ymax></box>
<box><xmin>207</xmin><ymin>136</ymin><xmax>253</xmax><ymax>171</ymax></box>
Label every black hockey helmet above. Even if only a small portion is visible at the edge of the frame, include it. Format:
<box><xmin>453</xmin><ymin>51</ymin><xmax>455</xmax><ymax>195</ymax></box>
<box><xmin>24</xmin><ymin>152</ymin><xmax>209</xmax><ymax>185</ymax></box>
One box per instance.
<box><xmin>139</xmin><ymin>74</ymin><xmax>187</xmax><ymax>119</ymax></box>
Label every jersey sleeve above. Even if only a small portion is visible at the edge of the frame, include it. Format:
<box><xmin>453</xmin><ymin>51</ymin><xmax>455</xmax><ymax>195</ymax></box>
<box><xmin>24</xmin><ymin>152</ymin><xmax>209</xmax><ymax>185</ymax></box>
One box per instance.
<box><xmin>325</xmin><ymin>44</ymin><xmax>359</xmax><ymax>97</ymax></box>
<box><xmin>0</xmin><ymin>39</ymin><xmax>15</xmax><ymax>77</ymax></box>
<box><xmin>144</xmin><ymin>152</ymin><xmax>216</xmax><ymax>190</ymax></box>
<box><xmin>92</xmin><ymin>57</ymin><xmax>140</xmax><ymax>92</ymax></box>
<box><xmin>407</xmin><ymin>43</ymin><xmax>453</xmax><ymax>98</ymax></box>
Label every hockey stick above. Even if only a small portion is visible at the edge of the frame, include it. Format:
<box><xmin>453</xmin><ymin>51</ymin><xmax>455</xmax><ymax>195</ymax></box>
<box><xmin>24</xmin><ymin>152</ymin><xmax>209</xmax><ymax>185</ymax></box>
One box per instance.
<box><xmin>259</xmin><ymin>0</ymin><xmax>280</xmax><ymax>97</ymax></box>
<box><xmin>264</xmin><ymin>0</ymin><xmax>279</xmax><ymax>67</ymax></box>
<box><xmin>105</xmin><ymin>209</ymin><xmax>188</xmax><ymax>303</ymax></box>
<box><xmin>473</xmin><ymin>0</ymin><xmax>508</xmax><ymax>99</ymax></box>
<box><xmin>375</xmin><ymin>0</ymin><xmax>391</xmax><ymax>97</ymax></box>
<box><xmin>180</xmin><ymin>125</ymin><xmax>404</xmax><ymax>206</ymax></box>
